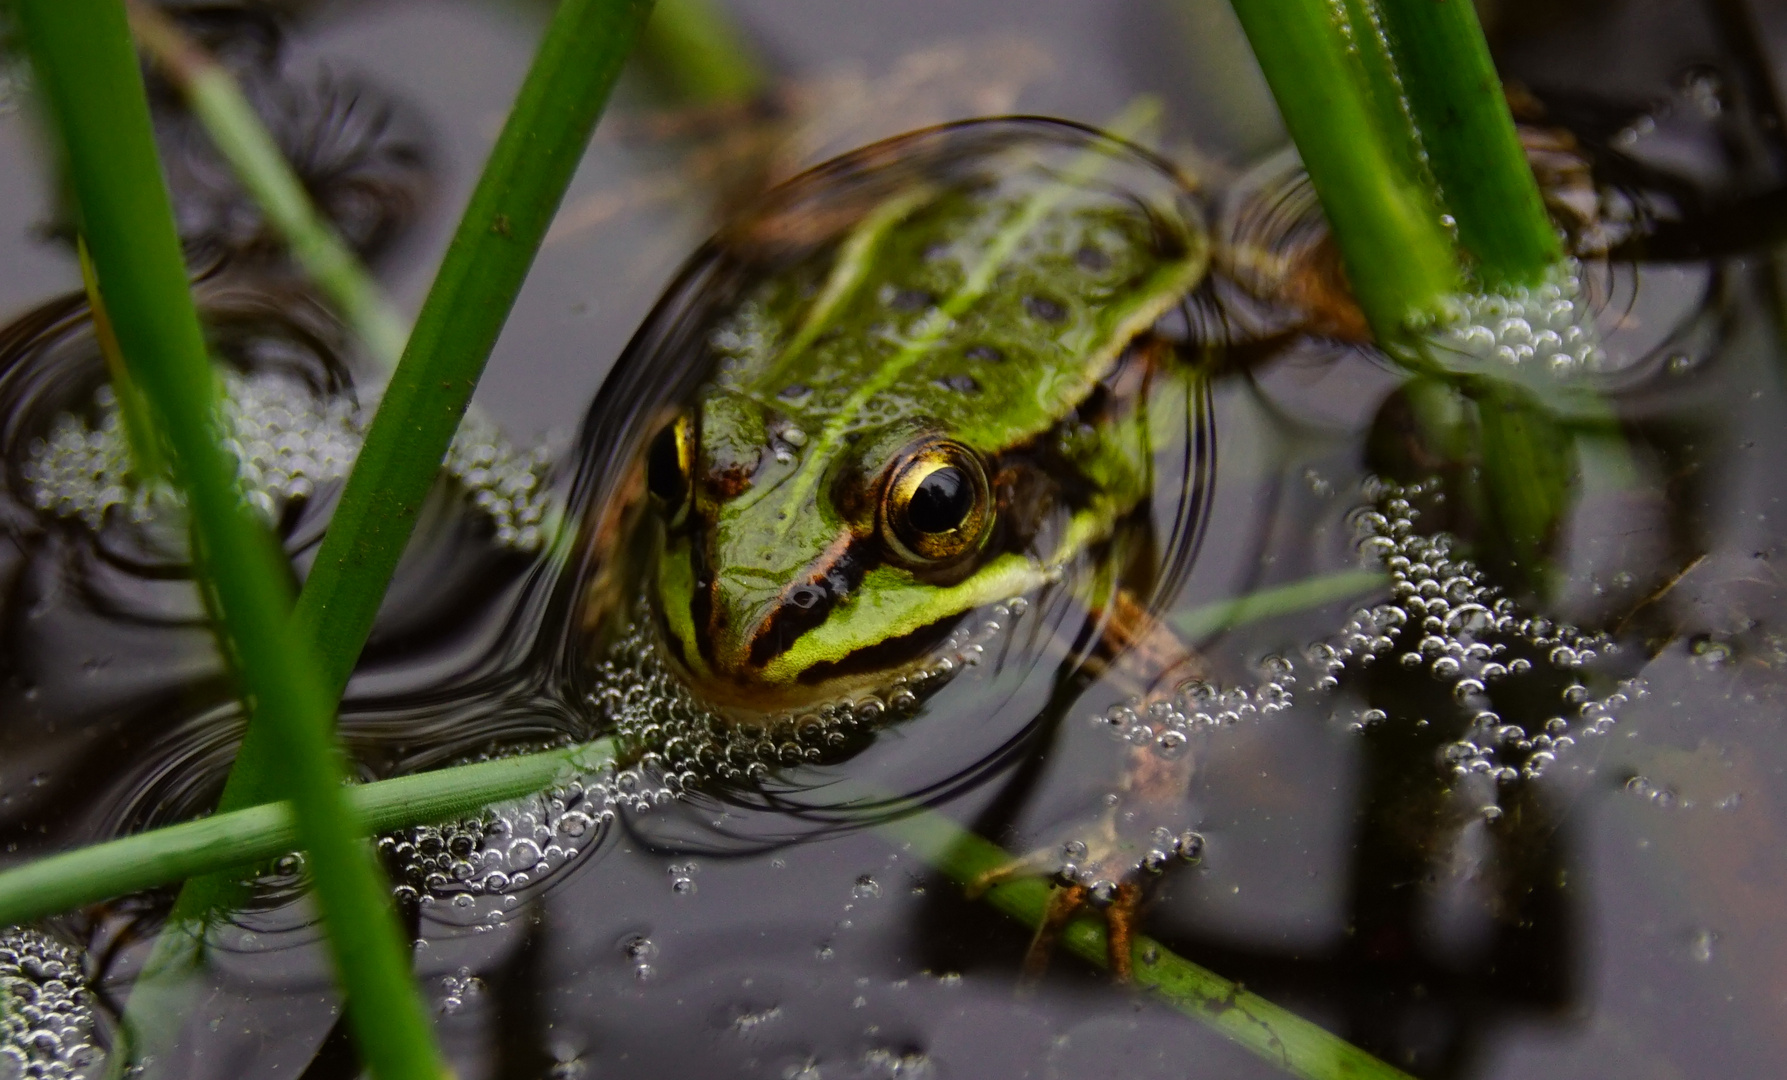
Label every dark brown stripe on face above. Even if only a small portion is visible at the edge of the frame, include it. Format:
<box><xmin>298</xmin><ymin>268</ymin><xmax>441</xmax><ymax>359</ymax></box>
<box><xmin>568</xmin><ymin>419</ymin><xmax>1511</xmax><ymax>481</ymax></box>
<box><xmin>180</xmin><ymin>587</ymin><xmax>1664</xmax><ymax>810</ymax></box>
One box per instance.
<box><xmin>746</xmin><ymin>529</ymin><xmax>872</xmax><ymax>669</ymax></box>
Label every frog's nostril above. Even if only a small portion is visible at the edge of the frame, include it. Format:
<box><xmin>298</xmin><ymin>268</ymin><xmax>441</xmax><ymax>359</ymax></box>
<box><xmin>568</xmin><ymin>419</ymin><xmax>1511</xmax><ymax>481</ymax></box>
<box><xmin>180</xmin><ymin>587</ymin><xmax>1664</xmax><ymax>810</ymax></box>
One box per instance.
<box><xmin>747</xmin><ymin>579</ymin><xmax>839</xmax><ymax>668</ymax></box>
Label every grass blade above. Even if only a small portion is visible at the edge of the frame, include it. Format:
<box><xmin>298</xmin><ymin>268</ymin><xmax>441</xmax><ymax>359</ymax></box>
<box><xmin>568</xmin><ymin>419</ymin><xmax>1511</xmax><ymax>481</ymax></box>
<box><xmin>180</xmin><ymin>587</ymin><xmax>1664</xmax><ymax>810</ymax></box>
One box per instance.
<box><xmin>14</xmin><ymin>3</ymin><xmax>446</xmax><ymax>1077</ymax></box>
<box><xmin>125</xmin><ymin>1</ymin><xmax>410</xmax><ymax>369</ymax></box>
<box><xmin>0</xmin><ymin>741</ymin><xmax>615</xmax><ymax>927</ymax></box>
<box><xmin>199</xmin><ymin>0</ymin><xmax>652</xmax><ymax>814</ymax></box>
<box><xmin>290</xmin><ymin>0</ymin><xmax>656</xmax><ymax>719</ymax></box>
<box><xmin>1173</xmin><ymin>569</ymin><xmax>1388</xmax><ymax>640</ymax></box>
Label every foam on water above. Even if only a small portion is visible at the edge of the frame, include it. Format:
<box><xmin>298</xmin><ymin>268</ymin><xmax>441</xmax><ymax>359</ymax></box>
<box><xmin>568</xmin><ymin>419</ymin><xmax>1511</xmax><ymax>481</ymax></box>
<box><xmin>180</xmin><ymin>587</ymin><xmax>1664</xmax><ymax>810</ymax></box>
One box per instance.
<box><xmin>0</xmin><ymin>929</ymin><xmax>104</xmax><ymax>1080</ymax></box>
<box><xmin>385</xmin><ymin>772</ymin><xmax>613</xmax><ymax>922</ymax></box>
<box><xmin>1425</xmin><ymin>261</ymin><xmax>1610</xmax><ymax>378</ymax></box>
<box><xmin>1096</xmin><ymin>477</ymin><xmax>1644</xmax><ymax>789</ymax></box>
<box><xmin>20</xmin><ymin>371</ymin><xmax>553</xmax><ymax>550</ymax></box>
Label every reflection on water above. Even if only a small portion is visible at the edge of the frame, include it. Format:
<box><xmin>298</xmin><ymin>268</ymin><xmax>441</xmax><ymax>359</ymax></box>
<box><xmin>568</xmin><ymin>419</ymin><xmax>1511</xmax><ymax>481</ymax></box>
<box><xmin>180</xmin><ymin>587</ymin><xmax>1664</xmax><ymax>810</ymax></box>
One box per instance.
<box><xmin>5</xmin><ymin>2</ymin><xmax>1787</xmax><ymax>1079</ymax></box>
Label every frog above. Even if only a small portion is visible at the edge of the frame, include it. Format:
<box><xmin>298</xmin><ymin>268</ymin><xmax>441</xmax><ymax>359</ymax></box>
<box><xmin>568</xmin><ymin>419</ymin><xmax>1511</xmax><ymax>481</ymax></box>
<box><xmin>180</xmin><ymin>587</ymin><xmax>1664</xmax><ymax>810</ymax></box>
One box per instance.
<box><xmin>569</xmin><ymin>118</ymin><xmax>1216</xmax><ymax>982</ymax></box>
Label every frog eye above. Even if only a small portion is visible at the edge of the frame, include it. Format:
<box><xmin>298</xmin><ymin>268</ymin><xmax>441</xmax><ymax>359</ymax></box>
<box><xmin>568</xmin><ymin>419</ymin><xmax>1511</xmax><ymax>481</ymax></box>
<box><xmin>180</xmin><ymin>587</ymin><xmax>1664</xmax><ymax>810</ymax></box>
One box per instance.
<box><xmin>646</xmin><ymin>414</ymin><xmax>695</xmax><ymax>526</ymax></box>
<box><xmin>881</xmin><ymin>441</ymin><xmax>992</xmax><ymax>565</ymax></box>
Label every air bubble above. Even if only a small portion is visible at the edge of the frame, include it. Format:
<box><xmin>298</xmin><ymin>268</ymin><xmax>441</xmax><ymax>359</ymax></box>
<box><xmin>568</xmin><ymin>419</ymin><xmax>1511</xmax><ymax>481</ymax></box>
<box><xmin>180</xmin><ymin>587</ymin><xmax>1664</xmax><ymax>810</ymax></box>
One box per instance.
<box><xmin>0</xmin><ymin>929</ymin><xmax>103</xmax><ymax>1079</ymax></box>
<box><xmin>1311</xmin><ymin>476</ymin><xmax>1645</xmax><ymax>781</ymax></box>
<box><xmin>24</xmin><ymin>371</ymin><xmax>553</xmax><ymax>550</ymax></box>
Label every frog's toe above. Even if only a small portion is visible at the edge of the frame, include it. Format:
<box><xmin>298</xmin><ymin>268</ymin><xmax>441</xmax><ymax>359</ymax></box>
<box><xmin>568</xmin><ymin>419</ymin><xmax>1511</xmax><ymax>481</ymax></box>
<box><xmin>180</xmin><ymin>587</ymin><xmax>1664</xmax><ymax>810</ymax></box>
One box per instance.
<box><xmin>1102</xmin><ymin>878</ymin><xmax>1145</xmax><ymax>982</ymax></box>
<box><xmin>965</xmin><ymin>847</ymin><xmax>1058</xmax><ymax>899</ymax></box>
<box><xmin>1020</xmin><ymin>880</ymin><xmax>1089</xmax><ymax>985</ymax></box>
<box><xmin>1019</xmin><ymin>877</ymin><xmax>1146</xmax><ymax>984</ymax></box>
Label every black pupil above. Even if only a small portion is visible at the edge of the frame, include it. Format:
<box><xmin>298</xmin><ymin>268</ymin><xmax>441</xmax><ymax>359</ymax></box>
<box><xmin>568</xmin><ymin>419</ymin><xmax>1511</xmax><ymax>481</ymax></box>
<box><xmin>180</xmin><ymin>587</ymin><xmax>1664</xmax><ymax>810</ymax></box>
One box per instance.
<box><xmin>647</xmin><ymin>423</ymin><xmax>686</xmax><ymax>503</ymax></box>
<box><xmin>908</xmin><ymin>466</ymin><xmax>972</xmax><ymax>534</ymax></box>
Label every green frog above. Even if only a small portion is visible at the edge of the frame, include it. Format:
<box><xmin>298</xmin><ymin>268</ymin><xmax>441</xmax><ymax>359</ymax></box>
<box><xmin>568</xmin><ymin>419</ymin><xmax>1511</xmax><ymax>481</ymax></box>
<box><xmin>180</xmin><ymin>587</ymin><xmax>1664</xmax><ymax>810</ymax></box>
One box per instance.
<box><xmin>573</xmin><ymin>118</ymin><xmax>1215</xmax><ymax>980</ymax></box>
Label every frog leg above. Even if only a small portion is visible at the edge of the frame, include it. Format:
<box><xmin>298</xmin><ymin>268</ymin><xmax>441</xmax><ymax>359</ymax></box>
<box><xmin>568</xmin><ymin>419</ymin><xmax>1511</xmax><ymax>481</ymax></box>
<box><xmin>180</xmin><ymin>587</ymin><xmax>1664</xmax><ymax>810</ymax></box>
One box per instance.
<box><xmin>972</xmin><ymin>587</ymin><xmax>1207</xmax><ymax>983</ymax></box>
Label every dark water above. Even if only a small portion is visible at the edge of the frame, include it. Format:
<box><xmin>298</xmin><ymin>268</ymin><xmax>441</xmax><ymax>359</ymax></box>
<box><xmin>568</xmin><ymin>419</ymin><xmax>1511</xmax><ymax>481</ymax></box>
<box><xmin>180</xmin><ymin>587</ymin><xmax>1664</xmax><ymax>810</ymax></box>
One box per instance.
<box><xmin>6</xmin><ymin>1</ymin><xmax>1787</xmax><ymax>1078</ymax></box>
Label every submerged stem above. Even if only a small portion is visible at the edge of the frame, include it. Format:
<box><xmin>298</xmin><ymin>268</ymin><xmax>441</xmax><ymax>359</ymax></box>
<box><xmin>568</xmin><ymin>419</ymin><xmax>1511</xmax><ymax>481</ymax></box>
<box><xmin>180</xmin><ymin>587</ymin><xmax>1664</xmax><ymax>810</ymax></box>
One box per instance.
<box><xmin>635</xmin><ymin>0</ymin><xmax>768</xmax><ymax>106</ymax></box>
<box><xmin>875</xmin><ymin>807</ymin><xmax>1416</xmax><ymax>1080</ymax></box>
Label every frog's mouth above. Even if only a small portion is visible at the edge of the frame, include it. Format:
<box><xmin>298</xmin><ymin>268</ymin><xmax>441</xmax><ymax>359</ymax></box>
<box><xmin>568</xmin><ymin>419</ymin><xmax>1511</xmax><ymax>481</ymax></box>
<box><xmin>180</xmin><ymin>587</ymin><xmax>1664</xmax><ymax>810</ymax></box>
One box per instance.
<box><xmin>587</xmin><ymin>593</ymin><xmax>1023</xmax><ymax>786</ymax></box>
<box><xmin>653</xmin><ymin>603</ymin><xmax>960</xmax><ymax>723</ymax></box>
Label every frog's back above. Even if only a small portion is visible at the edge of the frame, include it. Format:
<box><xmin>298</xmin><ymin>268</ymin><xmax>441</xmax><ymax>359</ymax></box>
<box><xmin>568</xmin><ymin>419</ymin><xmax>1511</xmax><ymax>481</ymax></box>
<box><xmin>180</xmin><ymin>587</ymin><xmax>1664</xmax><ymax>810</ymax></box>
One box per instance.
<box><xmin>706</xmin><ymin>119</ymin><xmax>1208</xmax><ymax>453</ymax></box>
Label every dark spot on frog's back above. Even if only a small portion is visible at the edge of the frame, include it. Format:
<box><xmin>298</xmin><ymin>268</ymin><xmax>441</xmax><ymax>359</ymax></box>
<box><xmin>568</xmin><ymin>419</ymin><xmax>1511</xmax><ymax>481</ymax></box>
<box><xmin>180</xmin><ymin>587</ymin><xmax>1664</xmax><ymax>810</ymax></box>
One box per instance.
<box><xmin>1076</xmin><ymin>244</ymin><xmax>1112</xmax><ymax>271</ymax></box>
<box><xmin>964</xmin><ymin>345</ymin><xmax>1003</xmax><ymax>363</ymax></box>
<box><xmin>1024</xmin><ymin>295</ymin><xmax>1068</xmax><ymax>323</ymax></box>
<box><xmin>935</xmin><ymin>373</ymin><xmax>980</xmax><ymax>394</ymax></box>
<box><xmin>886</xmin><ymin>288</ymin><xmax>935</xmax><ymax>312</ymax></box>
<box><xmin>777</xmin><ymin>384</ymin><xmax>811</xmax><ymax>404</ymax></box>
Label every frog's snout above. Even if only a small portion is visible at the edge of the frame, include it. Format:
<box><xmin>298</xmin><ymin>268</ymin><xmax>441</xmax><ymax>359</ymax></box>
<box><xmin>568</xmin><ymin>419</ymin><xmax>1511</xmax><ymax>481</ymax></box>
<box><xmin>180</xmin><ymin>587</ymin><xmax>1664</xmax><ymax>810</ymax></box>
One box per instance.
<box><xmin>704</xmin><ymin>567</ymin><xmax>845</xmax><ymax>678</ymax></box>
<box><xmin>693</xmin><ymin>525</ymin><xmax>861</xmax><ymax>683</ymax></box>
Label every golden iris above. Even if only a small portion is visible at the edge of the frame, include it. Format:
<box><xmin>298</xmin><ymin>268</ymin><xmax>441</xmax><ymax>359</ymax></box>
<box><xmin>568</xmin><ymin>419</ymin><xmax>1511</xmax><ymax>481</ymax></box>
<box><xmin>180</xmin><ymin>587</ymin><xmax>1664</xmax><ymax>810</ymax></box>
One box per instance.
<box><xmin>881</xmin><ymin>441</ymin><xmax>992</xmax><ymax>564</ymax></box>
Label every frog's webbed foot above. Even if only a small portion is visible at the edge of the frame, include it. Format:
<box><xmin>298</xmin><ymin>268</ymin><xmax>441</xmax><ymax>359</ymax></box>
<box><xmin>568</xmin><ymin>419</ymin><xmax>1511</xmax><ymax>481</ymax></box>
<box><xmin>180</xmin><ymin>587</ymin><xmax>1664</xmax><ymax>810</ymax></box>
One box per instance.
<box><xmin>971</xmin><ymin>818</ymin><xmax>1204</xmax><ymax>985</ymax></box>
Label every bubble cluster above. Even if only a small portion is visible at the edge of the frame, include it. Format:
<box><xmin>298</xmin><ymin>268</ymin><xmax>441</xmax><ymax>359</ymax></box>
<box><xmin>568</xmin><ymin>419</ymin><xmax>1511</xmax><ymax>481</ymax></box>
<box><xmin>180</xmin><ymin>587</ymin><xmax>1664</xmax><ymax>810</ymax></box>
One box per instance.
<box><xmin>1091</xmin><ymin>477</ymin><xmax>1644</xmax><ymax>786</ymax></box>
<box><xmin>20</xmin><ymin>372</ymin><xmax>552</xmax><ymax>550</ymax></box>
<box><xmin>861</xmin><ymin>1047</ymin><xmax>936</xmax><ymax>1079</ymax></box>
<box><xmin>1624</xmin><ymin>774</ymin><xmax>1680</xmax><ymax>809</ymax></box>
<box><xmin>621</xmin><ymin>933</ymin><xmax>658</xmax><ymax>982</ymax></box>
<box><xmin>1095</xmin><ymin>653</ymin><xmax>1300</xmax><ymax>757</ymax></box>
<box><xmin>383</xmin><ymin>775</ymin><xmax>608</xmax><ymax>916</ymax></box>
<box><xmin>22</xmin><ymin>375</ymin><xmax>360</xmax><ymax>529</ymax></box>
<box><xmin>1355</xmin><ymin>478</ymin><xmax>1646</xmax><ymax>781</ymax></box>
<box><xmin>0</xmin><ymin>929</ymin><xmax>105</xmax><ymax>1080</ymax></box>
<box><xmin>439</xmin><ymin>410</ymin><xmax>554</xmax><ymax>550</ymax></box>
<box><xmin>436</xmin><ymin>967</ymin><xmax>485</xmax><ymax>1015</ymax></box>
<box><xmin>1426</xmin><ymin>262</ymin><xmax>1609</xmax><ymax>377</ymax></box>
<box><xmin>583</xmin><ymin>595</ymin><xmax>1025</xmax><ymax>796</ymax></box>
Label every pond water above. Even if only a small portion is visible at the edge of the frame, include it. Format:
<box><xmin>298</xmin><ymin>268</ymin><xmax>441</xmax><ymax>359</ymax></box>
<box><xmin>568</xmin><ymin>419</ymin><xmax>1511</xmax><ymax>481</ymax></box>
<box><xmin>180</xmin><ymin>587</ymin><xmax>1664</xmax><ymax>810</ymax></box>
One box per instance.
<box><xmin>5</xmin><ymin>1</ymin><xmax>1787</xmax><ymax>1078</ymax></box>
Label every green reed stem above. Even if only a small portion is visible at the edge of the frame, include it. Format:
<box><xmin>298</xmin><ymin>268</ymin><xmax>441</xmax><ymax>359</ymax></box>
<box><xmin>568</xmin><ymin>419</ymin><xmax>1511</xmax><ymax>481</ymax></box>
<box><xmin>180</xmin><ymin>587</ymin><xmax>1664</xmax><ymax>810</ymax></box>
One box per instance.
<box><xmin>14</xmin><ymin>4</ymin><xmax>447</xmax><ymax>1079</ymax></box>
<box><xmin>878</xmin><ymin>809</ymin><xmax>1413</xmax><ymax>1080</ymax></box>
<box><xmin>125</xmin><ymin>1</ymin><xmax>409</xmax><ymax>369</ymax></box>
<box><xmin>287</xmin><ymin>0</ymin><xmax>654</xmax><ymax>704</ymax></box>
<box><xmin>0</xmin><ymin>741</ymin><xmax>617</xmax><ymax>927</ymax></box>
<box><xmin>636</xmin><ymin>0</ymin><xmax>767</xmax><ymax>106</ymax></box>
<box><xmin>1371</xmin><ymin>0</ymin><xmax>1562</xmax><ymax>288</ymax></box>
<box><xmin>1226</xmin><ymin>0</ymin><xmax>1461</xmax><ymax>340</ymax></box>
<box><xmin>215</xmin><ymin>0</ymin><xmax>652</xmax><ymax>811</ymax></box>
<box><xmin>117</xmin><ymin>1</ymin><xmax>651</xmax><ymax>1064</ymax></box>
<box><xmin>1331</xmin><ymin>0</ymin><xmax>1431</xmax><ymax>205</ymax></box>
<box><xmin>76</xmin><ymin>238</ymin><xmax>168</xmax><ymax>485</ymax></box>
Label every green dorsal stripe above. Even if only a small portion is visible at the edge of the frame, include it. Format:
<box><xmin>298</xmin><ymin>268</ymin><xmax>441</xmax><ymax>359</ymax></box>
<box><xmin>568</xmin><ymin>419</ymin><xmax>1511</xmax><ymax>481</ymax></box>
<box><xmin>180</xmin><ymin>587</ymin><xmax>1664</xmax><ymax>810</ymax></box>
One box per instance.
<box><xmin>766</xmin><ymin>109</ymin><xmax>1170</xmax><ymax>541</ymax></box>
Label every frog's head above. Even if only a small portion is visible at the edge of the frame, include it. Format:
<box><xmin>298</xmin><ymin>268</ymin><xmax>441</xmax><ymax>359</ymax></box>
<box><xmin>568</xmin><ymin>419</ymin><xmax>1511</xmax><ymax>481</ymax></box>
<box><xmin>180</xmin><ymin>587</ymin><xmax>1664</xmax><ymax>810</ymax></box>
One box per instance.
<box><xmin>643</xmin><ymin>395</ymin><xmax>1007</xmax><ymax>718</ymax></box>
<box><xmin>597</xmin><ymin>118</ymin><xmax>1209</xmax><ymax>722</ymax></box>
